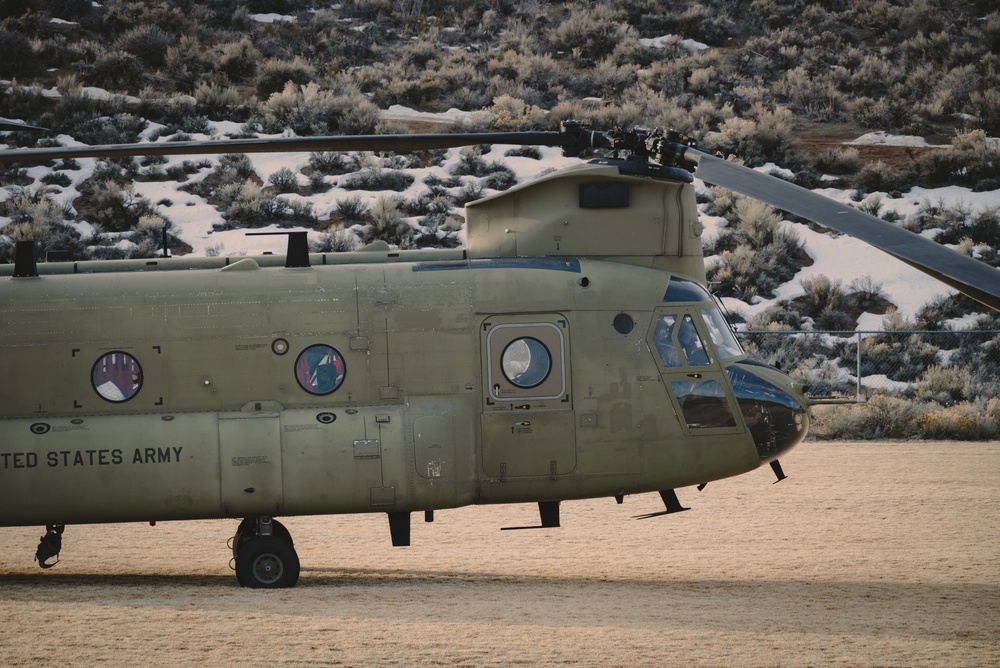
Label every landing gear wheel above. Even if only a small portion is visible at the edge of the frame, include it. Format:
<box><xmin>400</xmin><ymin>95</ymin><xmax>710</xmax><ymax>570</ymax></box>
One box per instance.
<box><xmin>234</xmin><ymin>536</ymin><xmax>300</xmax><ymax>588</ymax></box>
<box><xmin>232</xmin><ymin>518</ymin><xmax>293</xmax><ymax>556</ymax></box>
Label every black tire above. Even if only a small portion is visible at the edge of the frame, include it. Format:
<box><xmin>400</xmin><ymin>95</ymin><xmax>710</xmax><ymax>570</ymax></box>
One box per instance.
<box><xmin>234</xmin><ymin>536</ymin><xmax>300</xmax><ymax>588</ymax></box>
<box><xmin>232</xmin><ymin>518</ymin><xmax>294</xmax><ymax>557</ymax></box>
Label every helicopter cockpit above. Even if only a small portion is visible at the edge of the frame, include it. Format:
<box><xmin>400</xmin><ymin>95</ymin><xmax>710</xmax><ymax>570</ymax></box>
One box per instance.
<box><xmin>653</xmin><ymin>276</ymin><xmax>809</xmax><ymax>464</ymax></box>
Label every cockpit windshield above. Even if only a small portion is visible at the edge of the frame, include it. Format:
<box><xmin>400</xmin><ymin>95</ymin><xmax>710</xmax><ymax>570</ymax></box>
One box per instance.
<box><xmin>660</xmin><ymin>275</ymin><xmax>744</xmax><ymax>364</ymax></box>
<box><xmin>701</xmin><ymin>307</ymin><xmax>744</xmax><ymax>360</ymax></box>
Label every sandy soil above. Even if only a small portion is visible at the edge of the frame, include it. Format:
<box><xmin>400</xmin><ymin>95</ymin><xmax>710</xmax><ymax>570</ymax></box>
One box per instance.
<box><xmin>1</xmin><ymin>441</ymin><xmax>998</xmax><ymax>667</ymax></box>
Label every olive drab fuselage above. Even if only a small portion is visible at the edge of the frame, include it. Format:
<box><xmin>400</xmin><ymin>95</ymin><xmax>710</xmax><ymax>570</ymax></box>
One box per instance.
<box><xmin>0</xmin><ymin>160</ymin><xmax>810</xmax><ymax>528</ymax></box>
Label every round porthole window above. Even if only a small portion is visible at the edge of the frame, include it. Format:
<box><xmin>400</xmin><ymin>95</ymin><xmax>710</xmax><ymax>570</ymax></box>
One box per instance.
<box><xmin>295</xmin><ymin>345</ymin><xmax>346</xmax><ymax>395</ymax></box>
<box><xmin>613</xmin><ymin>313</ymin><xmax>634</xmax><ymax>334</ymax></box>
<box><xmin>501</xmin><ymin>337</ymin><xmax>551</xmax><ymax>389</ymax></box>
<box><xmin>92</xmin><ymin>351</ymin><xmax>143</xmax><ymax>402</ymax></box>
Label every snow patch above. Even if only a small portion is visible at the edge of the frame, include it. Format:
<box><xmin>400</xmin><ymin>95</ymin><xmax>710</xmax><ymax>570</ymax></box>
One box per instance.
<box><xmin>250</xmin><ymin>13</ymin><xmax>296</xmax><ymax>23</ymax></box>
<box><xmin>640</xmin><ymin>35</ymin><xmax>709</xmax><ymax>51</ymax></box>
<box><xmin>847</xmin><ymin>132</ymin><xmax>944</xmax><ymax>148</ymax></box>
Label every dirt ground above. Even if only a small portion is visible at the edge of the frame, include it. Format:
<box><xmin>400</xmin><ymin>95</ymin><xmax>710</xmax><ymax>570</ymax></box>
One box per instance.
<box><xmin>1</xmin><ymin>441</ymin><xmax>998</xmax><ymax>667</ymax></box>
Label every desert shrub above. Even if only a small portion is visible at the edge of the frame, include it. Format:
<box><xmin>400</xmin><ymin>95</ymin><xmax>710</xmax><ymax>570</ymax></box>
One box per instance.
<box><xmin>285</xmin><ymin>199</ymin><xmax>317</xmax><ymax>224</ymax></box>
<box><xmin>182</xmin><ymin>153</ymin><xmax>258</xmax><ymax>201</ymax></box>
<box><xmin>746</xmin><ymin>304</ymin><xmax>804</xmax><ymax>331</ymax></box>
<box><xmin>340</xmin><ymin>168</ymin><xmax>414</xmax><ymax>192</ymax></box>
<box><xmin>488</xmin><ymin>95</ymin><xmax>550</xmax><ymax>131</ymax></box>
<box><xmin>41</xmin><ymin>172</ymin><xmax>73</xmax><ymax>188</ymax></box>
<box><xmin>811</xmin><ymin>394</ymin><xmax>927</xmax><ymax>440</ymax></box>
<box><xmin>0</xmin><ymin>29</ymin><xmax>41</xmax><ymax>78</ymax></box>
<box><xmin>738</xmin><ymin>325</ymin><xmax>817</xmax><ymax>372</ymax></box>
<box><xmin>75</xmin><ymin>113</ymin><xmax>147</xmax><ymax>146</ymax></box>
<box><xmin>361</xmin><ymin>196</ymin><xmax>412</xmax><ymax>247</ymax></box>
<box><xmin>309</xmin><ymin>152</ymin><xmax>360</xmax><ymax>176</ymax></box>
<box><xmin>86</xmin><ymin>51</ymin><xmax>146</xmax><ymax>92</ymax></box>
<box><xmin>452</xmin><ymin>147</ymin><xmax>489</xmax><ymax>177</ymax></box>
<box><xmin>0</xmin><ymin>86</ymin><xmax>48</xmax><ymax>136</ymax></box>
<box><xmin>795</xmin><ymin>275</ymin><xmax>850</xmax><ymax>321</ymax></box>
<box><xmin>837</xmin><ymin>326</ymin><xmax>940</xmax><ymax>383</ymax></box>
<box><xmin>486</xmin><ymin>50</ymin><xmax>571</xmax><ymax>100</ymax></box>
<box><xmin>0</xmin><ymin>216</ymin><xmax>87</xmax><ymax>263</ymax></box>
<box><xmin>336</xmin><ymin>195</ymin><xmax>370</xmax><ymax>224</ymax></box>
<box><xmin>313</xmin><ymin>228</ymin><xmax>359</xmax><ymax>253</ymax></box>
<box><xmin>162</xmin><ymin>35</ymin><xmax>216</xmax><ymax>91</ymax></box>
<box><xmin>338</xmin><ymin>92</ymin><xmax>382</xmax><ymax>135</ymax></box>
<box><xmin>788</xmin><ymin>357</ymin><xmax>854</xmax><ymax>397</ymax></box>
<box><xmin>411</xmin><ymin>213</ymin><xmax>463</xmax><ymax>248</ymax></box>
<box><xmin>848</xmin><ymin>275</ymin><xmax>891</xmax><ymax>313</ymax></box>
<box><xmin>455</xmin><ymin>181</ymin><xmax>485</xmax><ymax>206</ymax></box>
<box><xmin>548</xmin><ymin>4</ymin><xmax>631</xmax><ymax>65</ymax></box>
<box><xmin>505</xmin><ymin>146</ymin><xmax>542</xmax><ymax>159</ymax></box>
<box><xmin>193</xmin><ymin>83</ymin><xmax>251</xmax><ymax>118</ymax></box>
<box><xmin>403</xmin><ymin>191</ymin><xmax>455</xmax><ymax>217</ymax></box>
<box><xmin>306</xmin><ymin>172</ymin><xmax>330</xmax><ymax>193</ymax></box>
<box><xmin>852</xmin><ymin>161</ymin><xmax>912</xmax><ymax>197</ymax></box>
<box><xmin>813</xmin><ymin>147</ymin><xmax>860</xmax><ymax>175</ymax></box>
<box><xmin>164</xmin><ymin>160</ymin><xmax>211</xmax><ymax>182</ymax></box>
<box><xmin>255</xmin><ymin>57</ymin><xmax>317</xmax><ymax>98</ymax></box>
<box><xmin>910</xmin><ymin>130</ymin><xmax>1000</xmax><ymax>188</ymax></box>
<box><xmin>222</xmin><ymin>185</ymin><xmax>287</xmax><ymax>228</ymax></box>
<box><xmin>709</xmin><ymin>242</ymin><xmax>799</xmax><ymax>302</ymax></box>
<box><xmin>850</xmin><ymin>92</ymin><xmax>923</xmax><ymax>133</ymax></box>
<box><xmin>216</xmin><ymin>153</ymin><xmax>257</xmax><ymax>182</ymax></box>
<box><xmin>76</xmin><ymin>180</ymin><xmax>159</xmax><ymax>233</ymax></box>
<box><xmin>126</xmin><ymin>214</ymin><xmax>181</xmax><ymax>258</ymax></box>
<box><xmin>915</xmin><ymin>365</ymin><xmax>970</xmax><ymax>406</ymax></box>
<box><xmin>259</xmin><ymin>82</ymin><xmax>380</xmax><ymax>136</ymax></box>
<box><xmin>1</xmin><ymin>188</ymin><xmax>68</xmax><ymax>229</ymax></box>
<box><xmin>482</xmin><ymin>165</ymin><xmax>517</xmax><ymax>191</ymax></box>
<box><xmin>711</xmin><ymin>104</ymin><xmax>805</xmax><ymax>168</ymax></box>
<box><xmin>219</xmin><ymin>39</ymin><xmax>261</xmax><ymax>84</ymax></box>
<box><xmin>908</xmin><ymin>202</ymin><xmax>1000</xmax><ymax>249</ymax></box>
<box><xmin>914</xmin><ymin>293</ymin><xmax>980</xmax><ymax>331</ymax></box>
<box><xmin>114</xmin><ymin>24</ymin><xmax>176</xmax><ymax>68</ymax></box>
<box><xmin>706</xmin><ymin>197</ymin><xmax>807</xmax><ymax>301</ymax></box>
<box><xmin>940</xmin><ymin>329</ymin><xmax>1000</xmax><ymax>395</ymax></box>
<box><xmin>970</xmin><ymin>88</ymin><xmax>1000</xmax><ymax>133</ymax></box>
<box><xmin>268</xmin><ymin>167</ymin><xmax>300</xmax><ymax>194</ymax></box>
<box><xmin>918</xmin><ymin>401</ymin><xmax>998</xmax><ymax>440</ymax></box>
<box><xmin>0</xmin><ymin>167</ymin><xmax>30</xmax><ymax>187</ymax></box>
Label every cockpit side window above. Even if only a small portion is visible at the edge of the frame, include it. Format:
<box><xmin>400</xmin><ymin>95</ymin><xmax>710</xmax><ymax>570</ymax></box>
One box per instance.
<box><xmin>653</xmin><ymin>314</ymin><xmax>680</xmax><ymax>368</ymax></box>
<box><xmin>679</xmin><ymin>315</ymin><xmax>710</xmax><ymax>366</ymax></box>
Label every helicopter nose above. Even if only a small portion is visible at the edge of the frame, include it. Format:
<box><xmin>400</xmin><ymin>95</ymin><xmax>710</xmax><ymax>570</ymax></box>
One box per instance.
<box><xmin>726</xmin><ymin>362</ymin><xmax>809</xmax><ymax>462</ymax></box>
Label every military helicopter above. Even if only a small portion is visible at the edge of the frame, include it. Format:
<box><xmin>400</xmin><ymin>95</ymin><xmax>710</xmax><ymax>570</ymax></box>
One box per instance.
<box><xmin>1</xmin><ymin>123</ymin><xmax>998</xmax><ymax>588</ymax></box>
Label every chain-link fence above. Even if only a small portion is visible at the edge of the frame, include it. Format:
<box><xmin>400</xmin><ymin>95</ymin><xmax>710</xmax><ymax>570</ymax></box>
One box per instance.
<box><xmin>737</xmin><ymin>330</ymin><xmax>1000</xmax><ymax>401</ymax></box>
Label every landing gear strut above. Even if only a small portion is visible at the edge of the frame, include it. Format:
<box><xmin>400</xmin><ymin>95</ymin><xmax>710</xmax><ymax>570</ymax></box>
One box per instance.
<box><xmin>230</xmin><ymin>516</ymin><xmax>300</xmax><ymax>588</ymax></box>
<box><xmin>35</xmin><ymin>524</ymin><xmax>65</xmax><ymax>569</ymax></box>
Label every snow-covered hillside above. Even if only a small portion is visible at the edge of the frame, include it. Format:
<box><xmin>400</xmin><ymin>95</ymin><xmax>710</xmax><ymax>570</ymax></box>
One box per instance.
<box><xmin>3</xmin><ymin>98</ymin><xmax>999</xmax><ymax>329</ymax></box>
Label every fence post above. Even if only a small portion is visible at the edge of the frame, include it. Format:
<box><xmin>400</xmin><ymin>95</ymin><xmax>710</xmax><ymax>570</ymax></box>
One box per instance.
<box><xmin>856</xmin><ymin>331</ymin><xmax>862</xmax><ymax>399</ymax></box>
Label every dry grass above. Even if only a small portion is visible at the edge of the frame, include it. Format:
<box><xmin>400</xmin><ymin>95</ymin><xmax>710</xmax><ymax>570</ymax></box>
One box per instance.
<box><xmin>1</xmin><ymin>441</ymin><xmax>998</xmax><ymax>667</ymax></box>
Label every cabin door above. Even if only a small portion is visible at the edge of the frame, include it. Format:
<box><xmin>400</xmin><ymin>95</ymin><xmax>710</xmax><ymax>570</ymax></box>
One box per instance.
<box><xmin>480</xmin><ymin>315</ymin><xmax>576</xmax><ymax>479</ymax></box>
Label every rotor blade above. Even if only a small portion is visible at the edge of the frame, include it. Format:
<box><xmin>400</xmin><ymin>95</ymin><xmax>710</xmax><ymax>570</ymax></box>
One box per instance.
<box><xmin>0</xmin><ymin>131</ymin><xmax>596</xmax><ymax>163</ymax></box>
<box><xmin>0</xmin><ymin>118</ymin><xmax>48</xmax><ymax>133</ymax></box>
<box><xmin>690</xmin><ymin>151</ymin><xmax>1000</xmax><ymax>312</ymax></box>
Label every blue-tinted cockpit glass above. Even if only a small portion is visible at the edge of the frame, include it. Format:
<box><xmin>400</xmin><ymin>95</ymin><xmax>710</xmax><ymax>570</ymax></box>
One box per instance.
<box><xmin>726</xmin><ymin>365</ymin><xmax>802</xmax><ymax>410</ymax></box>
<box><xmin>663</xmin><ymin>276</ymin><xmax>713</xmax><ymax>303</ymax></box>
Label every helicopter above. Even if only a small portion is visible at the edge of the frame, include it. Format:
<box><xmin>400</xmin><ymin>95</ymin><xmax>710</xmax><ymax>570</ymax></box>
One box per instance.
<box><xmin>1</xmin><ymin>122</ymin><xmax>998</xmax><ymax>587</ymax></box>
